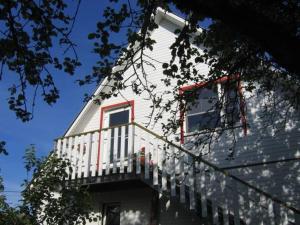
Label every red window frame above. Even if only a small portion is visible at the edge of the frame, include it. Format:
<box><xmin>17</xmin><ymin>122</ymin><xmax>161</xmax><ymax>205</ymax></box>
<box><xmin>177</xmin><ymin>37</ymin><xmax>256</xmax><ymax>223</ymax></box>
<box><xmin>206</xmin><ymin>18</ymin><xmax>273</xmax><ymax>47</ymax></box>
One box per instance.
<box><xmin>96</xmin><ymin>100</ymin><xmax>135</xmax><ymax>170</ymax></box>
<box><xmin>179</xmin><ymin>75</ymin><xmax>247</xmax><ymax>144</ymax></box>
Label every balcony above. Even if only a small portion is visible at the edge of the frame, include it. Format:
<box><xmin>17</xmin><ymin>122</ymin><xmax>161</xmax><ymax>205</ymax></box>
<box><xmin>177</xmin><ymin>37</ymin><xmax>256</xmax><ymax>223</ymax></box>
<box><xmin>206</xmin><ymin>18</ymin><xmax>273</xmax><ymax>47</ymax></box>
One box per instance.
<box><xmin>55</xmin><ymin>122</ymin><xmax>300</xmax><ymax>225</ymax></box>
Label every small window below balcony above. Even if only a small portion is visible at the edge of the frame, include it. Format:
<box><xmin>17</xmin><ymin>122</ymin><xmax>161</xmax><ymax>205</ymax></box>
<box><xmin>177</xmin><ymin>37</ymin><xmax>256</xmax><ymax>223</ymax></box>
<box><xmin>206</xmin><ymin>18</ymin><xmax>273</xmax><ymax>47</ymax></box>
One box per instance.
<box><xmin>103</xmin><ymin>203</ymin><xmax>120</xmax><ymax>225</ymax></box>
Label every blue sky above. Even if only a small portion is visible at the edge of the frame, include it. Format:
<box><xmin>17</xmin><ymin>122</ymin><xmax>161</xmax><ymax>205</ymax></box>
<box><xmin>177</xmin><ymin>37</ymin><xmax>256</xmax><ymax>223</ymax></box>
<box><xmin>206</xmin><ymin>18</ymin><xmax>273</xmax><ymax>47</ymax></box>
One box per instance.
<box><xmin>0</xmin><ymin>1</ymin><xmax>106</xmax><ymax>206</ymax></box>
<box><xmin>0</xmin><ymin>2</ymin><xmax>211</xmax><ymax>206</ymax></box>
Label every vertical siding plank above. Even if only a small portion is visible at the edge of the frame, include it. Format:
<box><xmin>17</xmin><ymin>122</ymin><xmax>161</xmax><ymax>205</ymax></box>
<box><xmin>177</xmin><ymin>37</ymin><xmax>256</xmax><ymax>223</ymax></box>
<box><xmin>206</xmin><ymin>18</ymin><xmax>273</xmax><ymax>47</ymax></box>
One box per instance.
<box><xmin>83</xmin><ymin>133</ymin><xmax>92</xmax><ymax>178</ymax></box>
<box><xmin>127</xmin><ymin>124</ymin><xmax>134</xmax><ymax>173</ymax></box>
<box><xmin>113</xmin><ymin>127</ymin><xmax>118</xmax><ymax>174</ymax></box>
<box><xmin>120</xmin><ymin>126</ymin><xmax>126</xmax><ymax>173</ymax></box>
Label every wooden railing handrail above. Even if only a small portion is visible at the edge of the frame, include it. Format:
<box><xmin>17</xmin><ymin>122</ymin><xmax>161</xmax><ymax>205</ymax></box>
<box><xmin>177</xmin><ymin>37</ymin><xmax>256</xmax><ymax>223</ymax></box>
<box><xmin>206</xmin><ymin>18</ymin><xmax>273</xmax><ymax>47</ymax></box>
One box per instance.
<box><xmin>54</xmin><ymin>122</ymin><xmax>300</xmax><ymax>214</ymax></box>
<box><xmin>132</xmin><ymin>122</ymin><xmax>300</xmax><ymax>214</ymax></box>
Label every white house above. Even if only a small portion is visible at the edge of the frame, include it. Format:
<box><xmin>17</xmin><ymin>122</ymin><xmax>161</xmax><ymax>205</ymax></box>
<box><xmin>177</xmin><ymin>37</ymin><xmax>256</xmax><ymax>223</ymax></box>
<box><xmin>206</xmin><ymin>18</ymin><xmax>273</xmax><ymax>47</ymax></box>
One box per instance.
<box><xmin>55</xmin><ymin>9</ymin><xmax>300</xmax><ymax>225</ymax></box>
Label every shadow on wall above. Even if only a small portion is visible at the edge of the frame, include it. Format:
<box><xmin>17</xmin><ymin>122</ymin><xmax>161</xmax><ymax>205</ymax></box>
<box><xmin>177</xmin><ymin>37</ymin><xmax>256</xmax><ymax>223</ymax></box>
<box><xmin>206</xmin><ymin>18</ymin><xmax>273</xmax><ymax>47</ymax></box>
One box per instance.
<box><xmin>201</xmin><ymin>89</ymin><xmax>300</xmax><ymax>209</ymax></box>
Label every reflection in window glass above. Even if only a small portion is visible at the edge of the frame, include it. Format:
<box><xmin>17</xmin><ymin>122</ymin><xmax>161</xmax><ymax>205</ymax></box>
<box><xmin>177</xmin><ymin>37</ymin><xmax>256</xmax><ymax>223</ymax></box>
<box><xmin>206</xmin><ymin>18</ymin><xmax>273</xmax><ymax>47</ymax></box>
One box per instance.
<box><xmin>109</xmin><ymin>110</ymin><xmax>129</xmax><ymax>127</ymax></box>
<box><xmin>185</xmin><ymin>82</ymin><xmax>240</xmax><ymax>133</ymax></box>
<box><xmin>186</xmin><ymin>85</ymin><xmax>220</xmax><ymax>132</ymax></box>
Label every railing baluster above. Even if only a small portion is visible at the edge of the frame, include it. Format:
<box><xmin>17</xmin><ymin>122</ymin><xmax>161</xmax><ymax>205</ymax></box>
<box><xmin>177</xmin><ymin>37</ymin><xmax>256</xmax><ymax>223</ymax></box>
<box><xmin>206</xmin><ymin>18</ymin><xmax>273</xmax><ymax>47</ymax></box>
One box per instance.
<box><xmin>179</xmin><ymin>152</ymin><xmax>185</xmax><ymax>203</ymax></box>
<box><xmin>294</xmin><ymin>212</ymin><xmax>300</xmax><ymax>225</ymax></box>
<box><xmin>136</xmin><ymin>131</ymin><xmax>141</xmax><ymax>174</ymax></box>
<box><xmin>71</xmin><ymin>135</ymin><xmax>79</xmax><ymax>180</ymax></box>
<box><xmin>209</xmin><ymin>170</ymin><xmax>219</xmax><ymax>225</ymax></box>
<box><xmin>127</xmin><ymin>124</ymin><xmax>134</xmax><ymax>173</ymax></box>
<box><xmin>240</xmin><ymin>185</ymin><xmax>250</xmax><ymax>225</ymax></box>
<box><xmin>161</xmin><ymin>144</ymin><xmax>167</xmax><ymax>191</ymax></box>
<box><xmin>93</xmin><ymin>132</ymin><xmax>100</xmax><ymax>177</ymax></box>
<box><xmin>83</xmin><ymin>133</ymin><xmax>92</xmax><ymax>178</ymax></box>
<box><xmin>144</xmin><ymin>135</ymin><xmax>150</xmax><ymax>179</ymax></box>
<box><xmin>280</xmin><ymin>206</ymin><xmax>289</xmax><ymax>225</ymax></box>
<box><xmin>62</xmin><ymin>138</ymin><xmax>68</xmax><ymax>158</ymax></box>
<box><xmin>113</xmin><ymin>127</ymin><xmax>118</xmax><ymax>174</ymax></box>
<box><xmin>247</xmin><ymin>188</ymin><xmax>257</xmax><ymax>225</ymax></box>
<box><xmin>56</xmin><ymin>139</ymin><xmax>62</xmax><ymax>158</ymax></box>
<box><xmin>170</xmin><ymin>146</ymin><xmax>176</xmax><ymax>197</ymax></box>
<box><xmin>220</xmin><ymin>173</ymin><xmax>229</xmax><ymax>225</ymax></box>
<box><xmin>77</xmin><ymin>135</ymin><xmax>85</xmax><ymax>178</ymax></box>
<box><xmin>67</xmin><ymin>136</ymin><xmax>73</xmax><ymax>178</ymax></box>
<box><xmin>153</xmin><ymin>138</ymin><xmax>159</xmax><ymax>186</ymax></box>
<box><xmin>267</xmin><ymin>198</ymin><xmax>275</xmax><ymax>225</ymax></box>
<box><xmin>232</xmin><ymin>179</ymin><xmax>241</xmax><ymax>225</ymax></box>
<box><xmin>189</xmin><ymin>161</ymin><xmax>195</xmax><ymax>210</ymax></box>
<box><xmin>54</xmin><ymin>122</ymin><xmax>300</xmax><ymax>225</ymax></box>
<box><xmin>200</xmin><ymin>161</ymin><xmax>207</xmax><ymax>217</ymax></box>
<box><xmin>105</xmin><ymin>129</ymin><xmax>112</xmax><ymax>175</ymax></box>
<box><xmin>66</xmin><ymin>136</ymin><xmax>72</xmax><ymax>160</ymax></box>
<box><xmin>120</xmin><ymin>126</ymin><xmax>126</xmax><ymax>173</ymax></box>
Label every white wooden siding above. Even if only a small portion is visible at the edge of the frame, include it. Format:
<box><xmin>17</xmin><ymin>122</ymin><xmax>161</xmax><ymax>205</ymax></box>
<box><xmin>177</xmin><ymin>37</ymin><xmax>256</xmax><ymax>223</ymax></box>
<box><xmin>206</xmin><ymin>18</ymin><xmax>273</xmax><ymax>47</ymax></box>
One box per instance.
<box><xmin>86</xmin><ymin>188</ymin><xmax>153</xmax><ymax>225</ymax></box>
<box><xmin>63</xmin><ymin>14</ymin><xmax>300</xmax><ymax>210</ymax></box>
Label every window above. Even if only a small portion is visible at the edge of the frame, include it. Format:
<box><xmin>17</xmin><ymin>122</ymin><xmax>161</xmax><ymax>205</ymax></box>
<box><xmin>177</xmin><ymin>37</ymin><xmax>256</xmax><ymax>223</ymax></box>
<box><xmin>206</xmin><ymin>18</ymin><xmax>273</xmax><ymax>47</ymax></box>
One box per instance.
<box><xmin>108</xmin><ymin>109</ymin><xmax>129</xmax><ymax>162</ymax></box>
<box><xmin>184</xmin><ymin>79</ymin><xmax>241</xmax><ymax>133</ymax></box>
<box><xmin>103</xmin><ymin>203</ymin><xmax>120</xmax><ymax>225</ymax></box>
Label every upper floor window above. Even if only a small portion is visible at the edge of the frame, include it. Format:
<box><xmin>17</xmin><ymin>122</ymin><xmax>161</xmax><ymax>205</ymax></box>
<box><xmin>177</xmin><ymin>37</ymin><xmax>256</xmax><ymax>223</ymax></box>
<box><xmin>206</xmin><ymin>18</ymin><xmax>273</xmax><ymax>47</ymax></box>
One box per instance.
<box><xmin>183</xmin><ymin>78</ymin><xmax>241</xmax><ymax>133</ymax></box>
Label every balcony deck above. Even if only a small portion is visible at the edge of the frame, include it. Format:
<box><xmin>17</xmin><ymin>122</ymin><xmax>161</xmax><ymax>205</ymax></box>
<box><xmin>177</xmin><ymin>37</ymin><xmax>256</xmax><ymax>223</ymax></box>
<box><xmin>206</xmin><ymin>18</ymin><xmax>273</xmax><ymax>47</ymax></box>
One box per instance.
<box><xmin>55</xmin><ymin>122</ymin><xmax>300</xmax><ymax>225</ymax></box>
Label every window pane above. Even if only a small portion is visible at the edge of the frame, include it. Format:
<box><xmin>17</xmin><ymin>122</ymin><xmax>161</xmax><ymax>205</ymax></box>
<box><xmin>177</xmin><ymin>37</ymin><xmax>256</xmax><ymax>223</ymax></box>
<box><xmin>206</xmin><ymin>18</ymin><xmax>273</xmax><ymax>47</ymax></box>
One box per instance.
<box><xmin>105</xmin><ymin>204</ymin><xmax>120</xmax><ymax>225</ymax></box>
<box><xmin>223</xmin><ymin>83</ymin><xmax>240</xmax><ymax>125</ymax></box>
<box><xmin>187</xmin><ymin>85</ymin><xmax>218</xmax><ymax>115</ymax></box>
<box><xmin>187</xmin><ymin>111</ymin><xmax>221</xmax><ymax>132</ymax></box>
<box><xmin>109</xmin><ymin>110</ymin><xmax>129</xmax><ymax>127</ymax></box>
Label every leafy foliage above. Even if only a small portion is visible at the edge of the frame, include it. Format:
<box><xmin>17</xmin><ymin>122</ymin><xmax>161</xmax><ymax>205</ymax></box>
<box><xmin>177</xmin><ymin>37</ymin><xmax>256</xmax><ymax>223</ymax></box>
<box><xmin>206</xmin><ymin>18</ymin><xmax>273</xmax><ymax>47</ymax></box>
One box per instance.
<box><xmin>81</xmin><ymin>0</ymin><xmax>300</xmax><ymax>153</ymax></box>
<box><xmin>0</xmin><ymin>141</ymin><xmax>7</xmax><ymax>155</ymax></box>
<box><xmin>0</xmin><ymin>0</ymin><xmax>81</xmax><ymax>122</ymax></box>
<box><xmin>0</xmin><ymin>146</ymin><xmax>96</xmax><ymax>225</ymax></box>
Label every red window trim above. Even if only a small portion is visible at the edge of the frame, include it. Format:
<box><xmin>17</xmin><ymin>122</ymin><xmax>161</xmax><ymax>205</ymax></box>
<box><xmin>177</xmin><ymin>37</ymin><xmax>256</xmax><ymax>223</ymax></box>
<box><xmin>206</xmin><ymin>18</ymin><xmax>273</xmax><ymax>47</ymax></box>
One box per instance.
<box><xmin>96</xmin><ymin>100</ymin><xmax>135</xmax><ymax>170</ymax></box>
<box><xmin>179</xmin><ymin>75</ymin><xmax>247</xmax><ymax>144</ymax></box>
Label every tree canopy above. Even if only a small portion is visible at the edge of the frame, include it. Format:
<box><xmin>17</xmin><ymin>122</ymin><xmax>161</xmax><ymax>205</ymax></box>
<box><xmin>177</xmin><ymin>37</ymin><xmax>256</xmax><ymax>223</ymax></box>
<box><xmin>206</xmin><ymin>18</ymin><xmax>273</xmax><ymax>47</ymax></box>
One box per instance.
<box><xmin>0</xmin><ymin>0</ymin><xmax>299</xmax><ymax>123</ymax></box>
<box><xmin>0</xmin><ymin>0</ymin><xmax>299</xmax><ymax>218</ymax></box>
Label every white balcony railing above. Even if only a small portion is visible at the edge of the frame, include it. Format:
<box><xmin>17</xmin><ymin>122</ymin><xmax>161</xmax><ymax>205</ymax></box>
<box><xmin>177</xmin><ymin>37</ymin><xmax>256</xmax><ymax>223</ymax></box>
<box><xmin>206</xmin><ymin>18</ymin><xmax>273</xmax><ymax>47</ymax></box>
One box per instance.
<box><xmin>55</xmin><ymin>122</ymin><xmax>300</xmax><ymax>225</ymax></box>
